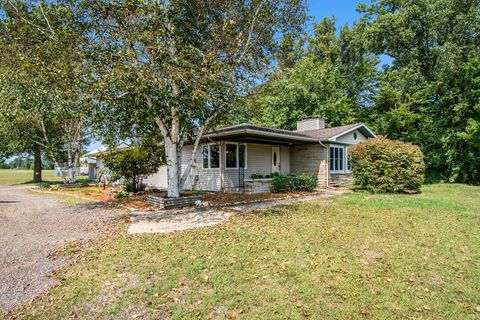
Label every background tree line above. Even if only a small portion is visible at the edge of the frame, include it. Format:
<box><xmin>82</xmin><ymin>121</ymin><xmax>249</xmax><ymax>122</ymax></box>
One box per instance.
<box><xmin>243</xmin><ymin>0</ymin><xmax>480</xmax><ymax>184</ymax></box>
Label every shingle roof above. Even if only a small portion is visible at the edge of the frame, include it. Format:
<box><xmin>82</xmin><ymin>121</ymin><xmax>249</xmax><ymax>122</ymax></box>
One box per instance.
<box><xmin>205</xmin><ymin>123</ymin><xmax>371</xmax><ymax>142</ymax></box>
<box><xmin>298</xmin><ymin>123</ymin><xmax>362</xmax><ymax>140</ymax></box>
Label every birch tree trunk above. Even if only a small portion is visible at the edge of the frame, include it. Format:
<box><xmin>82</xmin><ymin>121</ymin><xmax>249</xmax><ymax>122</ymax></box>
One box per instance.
<box><xmin>164</xmin><ymin>138</ymin><xmax>181</xmax><ymax>198</ymax></box>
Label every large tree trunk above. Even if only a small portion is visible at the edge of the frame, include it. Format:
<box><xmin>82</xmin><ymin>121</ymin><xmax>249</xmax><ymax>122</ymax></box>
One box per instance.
<box><xmin>33</xmin><ymin>148</ymin><xmax>42</xmax><ymax>183</ymax></box>
<box><xmin>165</xmin><ymin>139</ymin><xmax>181</xmax><ymax>198</ymax></box>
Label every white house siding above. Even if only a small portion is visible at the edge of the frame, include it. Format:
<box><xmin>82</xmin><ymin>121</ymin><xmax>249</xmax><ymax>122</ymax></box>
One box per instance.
<box><xmin>144</xmin><ymin>142</ymin><xmax>291</xmax><ymax>191</ymax></box>
<box><xmin>223</xmin><ymin>143</ymin><xmax>290</xmax><ymax>189</ymax></box>
<box><xmin>143</xmin><ymin>166</ymin><xmax>168</xmax><ymax>188</ymax></box>
<box><xmin>335</xmin><ymin>129</ymin><xmax>367</xmax><ymax>144</ymax></box>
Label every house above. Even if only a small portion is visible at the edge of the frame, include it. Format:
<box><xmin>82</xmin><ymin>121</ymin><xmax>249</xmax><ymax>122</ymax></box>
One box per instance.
<box><xmin>82</xmin><ymin>143</ymin><xmax>130</xmax><ymax>181</ymax></box>
<box><xmin>144</xmin><ymin>117</ymin><xmax>376</xmax><ymax>192</ymax></box>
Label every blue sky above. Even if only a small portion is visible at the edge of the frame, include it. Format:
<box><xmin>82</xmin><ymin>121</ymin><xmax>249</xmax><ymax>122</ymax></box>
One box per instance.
<box><xmin>307</xmin><ymin>0</ymin><xmax>362</xmax><ymax>30</ymax></box>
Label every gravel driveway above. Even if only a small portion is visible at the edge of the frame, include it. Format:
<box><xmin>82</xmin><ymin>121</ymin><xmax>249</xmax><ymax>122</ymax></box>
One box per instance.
<box><xmin>0</xmin><ymin>185</ymin><xmax>121</xmax><ymax>311</ymax></box>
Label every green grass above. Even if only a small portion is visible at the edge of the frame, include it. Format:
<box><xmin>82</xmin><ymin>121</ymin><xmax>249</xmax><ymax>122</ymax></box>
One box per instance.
<box><xmin>6</xmin><ymin>184</ymin><xmax>480</xmax><ymax>319</ymax></box>
<box><xmin>0</xmin><ymin>169</ymin><xmax>62</xmax><ymax>185</ymax></box>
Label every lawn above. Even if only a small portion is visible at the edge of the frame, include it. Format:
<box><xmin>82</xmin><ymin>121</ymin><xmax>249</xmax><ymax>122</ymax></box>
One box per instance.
<box><xmin>6</xmin><ymin>184</ymin><xmax>480</xmax><ymax>319</ymax></box>
<box><xmin>0</xmin><ymin>169</ymin><xmax>62</xmax><ymax>185</ymax></box>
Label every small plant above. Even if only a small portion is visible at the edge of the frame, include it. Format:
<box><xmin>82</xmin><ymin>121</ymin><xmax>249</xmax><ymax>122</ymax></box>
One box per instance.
<box><xmin>250</xmin><ymin>173</ymin><xmax>264</xmax><ymax>179</ymax></box>
<box><xmin>79</xmin><ymin>180</ymin><xmax>90</xmax><ymax>187</ymax></box>
<box><xmin>272</xmin><ymin>174</ymin><xmax>292</xmax><ymax>192</ymax></box>
<box><xmin>37</xmin><ymin>182</ymin><xmax>52</xmax><ymax>189</ymax></box>
<box><xmin>191</xmin><ymin>189</ymin><xmax>208</xmax><ymax>195</ymax></box>
<box><xmin>113</xmin><ymin>192</ymin><xmax>129</xmax><ymax>199</ymax></box>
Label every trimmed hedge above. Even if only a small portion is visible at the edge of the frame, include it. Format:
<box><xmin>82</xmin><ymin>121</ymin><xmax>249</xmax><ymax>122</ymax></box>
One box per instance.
<box><xmin>349</xmin><ymin>137</ymin><xmax>425</xmax><ymax>193</ymax></box>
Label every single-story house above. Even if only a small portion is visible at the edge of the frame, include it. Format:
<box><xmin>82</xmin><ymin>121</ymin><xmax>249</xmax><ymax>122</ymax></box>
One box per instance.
<box><xmin>144</xmin><ymin>117</ymin><xmax>376</xmax><ymax>192</ymax></box>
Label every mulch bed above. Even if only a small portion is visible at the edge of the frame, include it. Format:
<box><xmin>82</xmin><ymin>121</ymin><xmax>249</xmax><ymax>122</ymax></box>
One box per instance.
<box><xmin>201</xmin><ymin>191</ymin><xmax>315</xmax><ymax>206</ymax></box>
<box><xmin>35</xmin><ymin>184</ymin><xmax>323</xmax><ymax>211</ymax></box>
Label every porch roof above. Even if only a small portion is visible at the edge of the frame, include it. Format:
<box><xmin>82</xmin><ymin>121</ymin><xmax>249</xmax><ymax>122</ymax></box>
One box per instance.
<box><xmin>202</xmin><ymin>123</ymin><xmax>376</xmax><ymax>145</ymax></box>
<box><xmin>203</xmin><ymin>123</ymin><xmax>319</xmax><ymax>145</ymax></box>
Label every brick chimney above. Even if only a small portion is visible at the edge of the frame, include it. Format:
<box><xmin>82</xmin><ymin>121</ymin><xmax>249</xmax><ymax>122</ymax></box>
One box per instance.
<box><xmin>296</xmin><ymin>117</ymin><xmax>325</xmax><ymax>131</ymax></box>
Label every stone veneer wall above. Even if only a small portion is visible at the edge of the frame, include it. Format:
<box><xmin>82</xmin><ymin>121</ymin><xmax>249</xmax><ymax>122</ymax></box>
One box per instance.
<box><xmin>290</xmin><ymin>144</ymin><xmax>328</xmax><ymax>188</ymax></box>
<box><xmin>329</xmin><ymin>173</ymin><xmax>353</xmax><ymax>186</ymax></box>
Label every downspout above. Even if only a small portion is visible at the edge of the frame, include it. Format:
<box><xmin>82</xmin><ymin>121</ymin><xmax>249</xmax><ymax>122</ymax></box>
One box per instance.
<box><xmin>319</xmin><ymin>141</ymin><xmax>329</xmax><ymax>188</ymax></box>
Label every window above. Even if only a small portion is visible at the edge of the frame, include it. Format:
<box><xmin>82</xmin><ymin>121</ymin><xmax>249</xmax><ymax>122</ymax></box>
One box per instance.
<box><xmin>203</xmin><ymin>144</ymin><xmax>220</xmax><ymax>169</ymax></box>
<box><xmin>210</xmin><ymin>145</ymin><xmax>219</xmax><ymax>168</ymax></box>
<box><xmin>225</xmin><ymin>143</ymin><xmax>246</xmax><ymax>169</ymax></box>
<box><xmin>330</xmin><ymin>146</ymin><xmax>345</xmax><ymax>172</ymax></box>
<box><xmin>347</xmin><ymin>148</ymin><xmax>352</xmax><ymax>171</ymax></box>
<box><xmin>226</xmin><ymin>144</ymin><xmax>237</xmax><ymax>168</ymax></box>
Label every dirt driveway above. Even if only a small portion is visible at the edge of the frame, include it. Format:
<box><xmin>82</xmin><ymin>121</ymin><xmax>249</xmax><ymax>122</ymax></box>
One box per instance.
<box><xmin>0</xmin><ymin>185</ymin><xmax>122</xmax><ymax>311</ymax></box>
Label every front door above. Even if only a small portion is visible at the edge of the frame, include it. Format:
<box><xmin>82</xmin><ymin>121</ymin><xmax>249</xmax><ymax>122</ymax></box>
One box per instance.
<box><xmin>272</xmin><ymin>146</ymin><xmax>280</xmax><ymax>174</ymax></box>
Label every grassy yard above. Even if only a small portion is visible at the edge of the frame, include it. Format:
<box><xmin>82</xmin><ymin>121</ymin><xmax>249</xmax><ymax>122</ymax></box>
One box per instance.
<box><xmin>0</xmin><ymin>169</ymin><xmax>62</xmax><ymax>185</ymax></box>
<box><xmin>6</xmin><ymin>184</ymin><xmax>480</xmax><ymax>319</ymax></box>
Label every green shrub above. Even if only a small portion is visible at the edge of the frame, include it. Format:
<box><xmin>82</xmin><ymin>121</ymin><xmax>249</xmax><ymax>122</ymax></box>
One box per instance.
<box><xmin>292</xmin><ymin>172</ymin><xmax>317</xmax><ymax>191</ymax></box>
<box><xmin>79</xmin><ymin>180</ymin><xmax>90</xmax><ymax>187</ymax></box>
<box><xmin>37</xmin><ymin>182</ymin><xmax>52</xmax><ymax>189</ymax></box>
<box><xmin>250</xmin><ymin>173</ymin><xmax>264</xmax><ymax>179</ymax></box>
<box><xmin>113</xmin><ymin>192</ymin><xmax>129</xmax><ymax>199</ymax></box>
<box><xmin>272</xmin><ymin>174</ymin><xmax>291</xmax><ymax>192</ymax></box>
<box><xmin>349</xmin><ymin>137</ymin><xmax>425</xmax><ymax>193</ymax></box>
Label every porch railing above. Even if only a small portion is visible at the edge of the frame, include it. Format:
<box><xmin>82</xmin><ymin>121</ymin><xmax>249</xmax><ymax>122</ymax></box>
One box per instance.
<box><xmin>238</xmin><ymin>167</ymin><xmax>245</xmax><ymax>189</ymax></box>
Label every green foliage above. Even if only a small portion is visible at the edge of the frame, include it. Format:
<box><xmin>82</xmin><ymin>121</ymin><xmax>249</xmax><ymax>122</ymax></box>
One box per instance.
<box><xmin>37</xmin><ymin>182</ymin><xmax>52</xmax><ymax>189</ymax></box>
<box><xmin>245</xmin><ymin>17</ymin><xmax>378</xmax><ymax>130</ymax></box>
<box><xmin>112</xmin><ymin>192</ymin><xmax>129</xmax><ymax>199</ymax></box>
<box><xmin>102</xmin><ymin>144</ymin><xmax>164</xmax><ymax>193</ymax></box>
<box><xmin>272</xmin><ymin>174</ymin><xmax>292</xmax><ymax>192</ymax></box>
<box><xmin>291</xmin><ymin>172</ymin><xmax>317</xmax><ymax>192</ymax></box>
<box><xmin>272</xmin><ymin>173</ymin><xmax>317</xmax><ymax>192</ymax></box>
<box><xmin>191</xmin><ymin>189</ymin><xmax>208</xmax><ymax>196</ymax></box>
<box><xmin>349</xmin><ymin>137</ymin><xmax>425</xmax><ymax>193</ymax></box>
<box><xmin>79</xmin><ymin>180</ymin><xmax>90</xmax><ymax>187</ymax></box>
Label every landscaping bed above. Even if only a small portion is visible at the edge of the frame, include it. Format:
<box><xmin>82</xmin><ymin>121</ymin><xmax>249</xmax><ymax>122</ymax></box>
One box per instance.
<box><xmin>33</xmin><ymin>184</ymin><xmax>157</xmax><ymax>211</ymax></box>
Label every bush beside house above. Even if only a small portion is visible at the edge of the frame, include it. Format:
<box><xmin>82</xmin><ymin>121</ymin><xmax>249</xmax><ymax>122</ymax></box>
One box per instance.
<box><xmin>102</xmin><ymin>144</ymin><xmax>164</xmax><ymax>193</ymax></box>
<box><xmin>349</xmin><ymin>137</ymin><xmax>425</xmax><ymax>193</ymax></box>
<box><xmin>272</xmin><ymin>172</ymin><xmax>317</xmax><ymax>193</ymax></box>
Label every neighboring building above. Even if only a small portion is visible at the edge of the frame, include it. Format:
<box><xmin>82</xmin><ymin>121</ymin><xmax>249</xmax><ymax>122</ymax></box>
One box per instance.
<box><xmin>144</xmin><ymin>117</ymin><xmax>376</xmax><ymax>192</ymax></box>
<box><xmin>82</xmin><ymin>143</ymin><xmax>130</xmax><ymax>181</ymax></box>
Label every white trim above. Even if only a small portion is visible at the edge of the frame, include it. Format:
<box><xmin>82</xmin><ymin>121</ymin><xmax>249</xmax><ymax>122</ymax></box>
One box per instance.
<box><xmin>329</xmin><ymin>145</ymin><xmax>346</xmax><ymax>173</ymax></box>
<box><xmin>224</xmin><ymin>142</ymin><xmax>248</xmax><ymax>170</ymax></box>
<box><xmin>327</xmin><ymin>124</ymin><xmax>377</xmax><ymax>141</ymax></box>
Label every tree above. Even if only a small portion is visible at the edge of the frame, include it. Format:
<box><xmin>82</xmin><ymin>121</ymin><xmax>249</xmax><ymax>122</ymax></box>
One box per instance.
<box><xmin>357</xmin><ymin>0</ymin><xmax>480</xmax><ymax>183</ymax></box>
<box><xmin>246</xmin><ymin>17</ymin><xmax>378</xmax><ymax>130</ymax></box>
<box><xmin>0</xmin><ymin>0</ymin><xmax>90</xmax><ymax>183</ymax></box>
<box><xmin>82</xmin><ymin>0</ymin><xmax>307</xmax><ymax>197</ymax></box>
<box><xmin>102</xmin><ymin>144</ymin><xmax>164</xmax><ymax>193</ymax></box>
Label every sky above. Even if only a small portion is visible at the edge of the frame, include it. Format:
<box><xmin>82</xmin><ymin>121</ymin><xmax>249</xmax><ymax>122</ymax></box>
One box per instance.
<box><xmin>307</xmin><ymin>0</ymin><xmax>363</xmax><ymax>31</ymax></box>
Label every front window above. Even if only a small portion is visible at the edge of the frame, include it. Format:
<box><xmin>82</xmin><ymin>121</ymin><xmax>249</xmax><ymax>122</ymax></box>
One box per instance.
<box><xmin>226</xmin><ymin>144</ymin><xmax>237</xmax><ymax>168</ymax></box>
<box><xmin>203</xmin><ymin>144</ymin><xmax>220</xmax><ymax>169</ymax></box>
<box><xmin>330</xmin><ymin>146</ymin><xmax>345</xmax><ymax>172</ymax></box>
<box><xmin>225</xmin><ymin>143</ymin><xmax>246</xmax><ymax>169</ymax></box>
